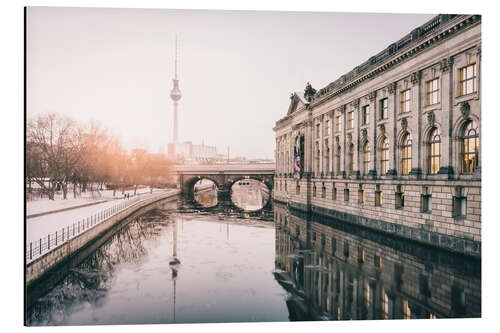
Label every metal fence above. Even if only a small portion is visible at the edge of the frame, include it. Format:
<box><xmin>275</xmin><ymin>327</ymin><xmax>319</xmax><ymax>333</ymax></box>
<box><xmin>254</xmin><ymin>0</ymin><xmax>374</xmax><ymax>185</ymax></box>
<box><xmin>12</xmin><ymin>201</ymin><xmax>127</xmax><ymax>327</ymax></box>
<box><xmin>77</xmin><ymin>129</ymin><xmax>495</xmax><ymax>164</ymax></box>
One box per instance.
<box><xmin>26</xmin><ymin>196</ymin><xmax>143</xmax><ymax>263</ymax></box>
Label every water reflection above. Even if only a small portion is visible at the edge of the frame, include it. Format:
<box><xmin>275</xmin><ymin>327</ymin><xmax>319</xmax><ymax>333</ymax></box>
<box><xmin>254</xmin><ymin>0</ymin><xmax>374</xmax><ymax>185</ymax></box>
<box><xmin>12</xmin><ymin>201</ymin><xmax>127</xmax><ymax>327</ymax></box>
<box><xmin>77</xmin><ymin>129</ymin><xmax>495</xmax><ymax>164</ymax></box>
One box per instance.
<box><xmin>231</xmin><ymin>179</ymin><xmax>270</xmax><ymax>211</ymax></box>
<box><xmin>193</xmin><ymin>179</ymin><xmax>218</xmax><ymax>207</ymax></box>
<box><xmin>273</xmin><ymin>203</ymin><xmax>481</xmax><ymax>320</ymax></box>
<box><xmin>26</xmin><ymin>198</ymin><xmax>288</xmax><ymax>326</ymax></box>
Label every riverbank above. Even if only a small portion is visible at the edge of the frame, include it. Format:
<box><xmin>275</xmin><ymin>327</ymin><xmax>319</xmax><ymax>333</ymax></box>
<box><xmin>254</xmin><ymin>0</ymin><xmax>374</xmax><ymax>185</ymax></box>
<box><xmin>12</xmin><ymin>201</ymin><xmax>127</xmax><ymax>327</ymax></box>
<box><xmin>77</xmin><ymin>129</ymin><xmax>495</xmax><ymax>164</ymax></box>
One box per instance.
<box><xmin>25</xmin><ymin>189</ymin><xmax>180</xmax><ymax>287</ymax></box>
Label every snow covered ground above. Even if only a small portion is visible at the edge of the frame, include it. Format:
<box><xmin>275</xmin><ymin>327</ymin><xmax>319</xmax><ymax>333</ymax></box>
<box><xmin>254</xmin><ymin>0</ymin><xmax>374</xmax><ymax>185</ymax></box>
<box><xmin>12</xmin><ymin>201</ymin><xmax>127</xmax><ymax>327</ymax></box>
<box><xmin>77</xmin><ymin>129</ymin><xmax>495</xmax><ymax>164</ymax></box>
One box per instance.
<box><xmin>27</xmin><ymin>187</ymin><xmax>159</xmax><ymax>216</ymax></box>
<box><xmin>25</xmin><ymin>189</ymin><xmax>177</xmax><ymax>263</ymax></box>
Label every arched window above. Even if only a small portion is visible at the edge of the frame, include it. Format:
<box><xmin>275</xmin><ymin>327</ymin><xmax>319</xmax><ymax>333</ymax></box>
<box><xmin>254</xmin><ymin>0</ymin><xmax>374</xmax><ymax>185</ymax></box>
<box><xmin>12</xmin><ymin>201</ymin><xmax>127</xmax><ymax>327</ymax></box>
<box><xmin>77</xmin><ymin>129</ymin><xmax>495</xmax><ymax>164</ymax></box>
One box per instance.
<box><xmin>380</xmin><ymin>137</ymin><xmax>389</xmax><ymax>175</ymax></box>
<box><xmin>363</xmin><ymin>142</ymin><xmax>370</xmax><ymax>175</ymax></box>
<box><xmin>401</xmin><ymin>133</ymin><xmax>412</xmax><ymax>175</ymax></box>
<box><xmin>428</xmin><ymin>128</ymin><xmax>441</xmax><ymax>174</ymax></box>
<box><xmin>347</xmin><ymin>144</ymin><xmax>354</xmax><ymax>175</ymax></box>
<box><xmin>462</xmin><ymin>120</ymin><xmax>479</xmax><ymax>173</ymax></box>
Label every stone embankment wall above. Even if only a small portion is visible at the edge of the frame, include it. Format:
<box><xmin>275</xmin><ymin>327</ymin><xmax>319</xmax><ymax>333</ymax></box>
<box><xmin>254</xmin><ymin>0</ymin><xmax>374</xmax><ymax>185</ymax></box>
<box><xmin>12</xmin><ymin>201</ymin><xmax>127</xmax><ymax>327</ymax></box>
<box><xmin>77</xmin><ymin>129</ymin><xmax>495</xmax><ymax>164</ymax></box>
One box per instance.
<box><xmin>274</xmin><ymin>179</ymin><xmax>480</xmax><ymax>257</ymax></box>
<box><xmin>26</xmin><ymin>190</ymin><xmax>180</xmax><ymax>286</ymax></box>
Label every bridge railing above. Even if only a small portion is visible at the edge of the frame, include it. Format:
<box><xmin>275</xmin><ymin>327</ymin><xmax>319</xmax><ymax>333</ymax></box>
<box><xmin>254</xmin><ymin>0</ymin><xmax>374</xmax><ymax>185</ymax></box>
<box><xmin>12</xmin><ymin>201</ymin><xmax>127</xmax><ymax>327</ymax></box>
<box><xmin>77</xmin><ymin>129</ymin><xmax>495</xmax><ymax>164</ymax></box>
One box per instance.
<box><xmin>25</xmin><ymin>194</ymin><xmax>151</xmax><ymax>264</ymax></box>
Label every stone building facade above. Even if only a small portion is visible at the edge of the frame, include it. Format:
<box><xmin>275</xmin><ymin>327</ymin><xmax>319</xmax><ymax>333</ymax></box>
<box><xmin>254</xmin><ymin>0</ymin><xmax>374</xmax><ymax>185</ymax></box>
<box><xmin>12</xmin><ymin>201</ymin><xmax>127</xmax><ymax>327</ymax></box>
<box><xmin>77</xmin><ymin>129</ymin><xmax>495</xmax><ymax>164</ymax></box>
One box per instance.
<box><xmin>273</xmin><ymin>14</ymin><xmax>481</xmax><ymax>257</ymax></box>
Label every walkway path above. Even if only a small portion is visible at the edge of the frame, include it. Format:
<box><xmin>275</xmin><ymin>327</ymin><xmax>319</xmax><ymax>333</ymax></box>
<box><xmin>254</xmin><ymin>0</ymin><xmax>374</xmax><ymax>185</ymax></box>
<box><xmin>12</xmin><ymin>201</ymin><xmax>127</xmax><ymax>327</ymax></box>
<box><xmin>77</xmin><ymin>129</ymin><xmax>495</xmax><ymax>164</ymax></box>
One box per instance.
<box><xmin>26</xmin><ymin>189</ymin><xmax>178</xmax><ymax>264</ymax></box>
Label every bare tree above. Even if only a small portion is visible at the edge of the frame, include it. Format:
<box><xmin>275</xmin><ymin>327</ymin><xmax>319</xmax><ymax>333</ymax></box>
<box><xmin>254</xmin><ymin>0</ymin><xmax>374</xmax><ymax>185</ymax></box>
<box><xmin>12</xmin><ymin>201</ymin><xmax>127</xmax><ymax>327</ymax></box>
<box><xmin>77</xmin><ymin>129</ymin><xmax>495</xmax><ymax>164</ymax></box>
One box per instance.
<box><xmin>26</xmin><ymin>113</ymin><xmax>80</xmax><ymax>200</ymax></box>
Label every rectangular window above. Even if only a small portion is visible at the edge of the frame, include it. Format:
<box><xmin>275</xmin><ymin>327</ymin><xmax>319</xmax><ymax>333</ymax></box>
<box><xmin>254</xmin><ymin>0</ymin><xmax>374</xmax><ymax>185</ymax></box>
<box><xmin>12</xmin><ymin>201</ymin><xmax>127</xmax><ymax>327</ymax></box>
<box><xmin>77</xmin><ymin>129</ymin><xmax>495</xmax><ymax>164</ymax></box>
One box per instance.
<box><xmin>325</xmin><ymin>119</ymin><xmax>330</xmax><ymax>136</ymax></box>
<box><xmin>453</xmin><ymin>196</ymin><xmax>467</xmax><ymax>219</ymax></box>
<box><xmin>344</xmin><ymin>188</ymin><xmax>350</xmax><ymax>202</ymax></box>
<box><xmin>332</xmin><ymin>187</ymin><xmax>337</xmax><ymax>200</ymax></box>
<box><xmin>380</xmin><ymin>98</ymin><xmax>388</xmax><ymax>120</ymax></box>
<box><xmin>395</xmin><ymin>186</ymin><xmax>404</xmax><ymax>209</ymax></box>
<box><xmin>316</xmin><ymin>123</ymin><xmax>320</xmax><ymax>138</ymax></box>
<box><xmin>426</xmin><ymin>78</ymin><xmax>440</xmax><ymax>105</ymax></box>
<box><xmin>400</xmin><ymin>89</ymin><xmax>411</xmax><ymax>113</ymax></box>
<box><xmin>362</xmin><ymin>105</ymin><xmax>370</xmax><ymax>125</ymax></box>
<box><xmin>421</xmin><ymin>194</ymin><xmax>432</xmax><ymax>213</ymax></box>
<box><xmin>459</xmin><ymin>64</ymin><xmax>477</xmax><ymax>96</ymax></box>
<box><xmin>375</xmin><ymin>186</ymin><xmax>382</xmax><ymax>207</ymax></box>
<box><xmin>347</xmin><ymin>111</ymin><xmax>354</xmax><ymax>129</ymax></box>
<box><xmin>358</xmin><ymin>189</ymin><xmax>364</xmax><ymax>204</ymax></box>
<box><xmin>322</xmin><ymin>185</ymin><xmax>326</xmax><ymax>198</ymax></box>
<box><xmin>335</xmin><ymin>116</ymin><xmax>342</xmax><ymax>132</ymax></box>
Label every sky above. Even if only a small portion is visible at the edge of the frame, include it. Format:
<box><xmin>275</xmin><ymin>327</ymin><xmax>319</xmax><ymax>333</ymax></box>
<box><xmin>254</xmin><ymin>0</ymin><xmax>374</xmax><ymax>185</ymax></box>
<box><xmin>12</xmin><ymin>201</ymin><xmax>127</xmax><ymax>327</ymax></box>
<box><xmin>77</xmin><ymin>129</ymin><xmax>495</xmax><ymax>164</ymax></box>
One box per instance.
<box><xmin>26</xmin><ymin>7</ymin><xmax>435</xmax><ymax>159</ymax></box>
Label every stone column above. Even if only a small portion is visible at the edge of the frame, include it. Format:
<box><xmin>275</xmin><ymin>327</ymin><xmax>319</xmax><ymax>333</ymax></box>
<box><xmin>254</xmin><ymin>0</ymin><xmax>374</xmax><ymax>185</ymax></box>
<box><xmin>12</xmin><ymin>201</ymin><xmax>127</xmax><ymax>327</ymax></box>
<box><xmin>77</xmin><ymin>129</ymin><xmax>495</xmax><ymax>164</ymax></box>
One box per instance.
<box><xmin>438</xmin><ymin>56</ymin><xmax>454</xmax><ymax>176</ymax></box>
<box><xmin>340</xmin><ymin>106</ymin><xmax>346</xmax><ymax>178</ymax></box>
<box><xmin>410</xmin><ymin>70</ymin><xmax>422</xmax><ymax>178</ymax></box>
<box><xmin>387</xmin><ymin>82</ymin><xmax>397</xmax><ymax>176</ymax></box>
<box><xmin>369</xmin><ymin>91</ymin><xmax>377</xmax><ymax>179</ymax></box>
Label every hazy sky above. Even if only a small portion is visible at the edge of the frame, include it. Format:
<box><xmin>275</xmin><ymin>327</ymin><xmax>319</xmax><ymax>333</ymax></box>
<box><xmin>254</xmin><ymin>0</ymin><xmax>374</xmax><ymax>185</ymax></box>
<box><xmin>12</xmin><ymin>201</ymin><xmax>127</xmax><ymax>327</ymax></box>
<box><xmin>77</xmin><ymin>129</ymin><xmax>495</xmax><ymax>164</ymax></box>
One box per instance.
<box><xmin>27</xmin><ymin>7</ymin><xmax>434</xmax><ymax>159</ymax></box>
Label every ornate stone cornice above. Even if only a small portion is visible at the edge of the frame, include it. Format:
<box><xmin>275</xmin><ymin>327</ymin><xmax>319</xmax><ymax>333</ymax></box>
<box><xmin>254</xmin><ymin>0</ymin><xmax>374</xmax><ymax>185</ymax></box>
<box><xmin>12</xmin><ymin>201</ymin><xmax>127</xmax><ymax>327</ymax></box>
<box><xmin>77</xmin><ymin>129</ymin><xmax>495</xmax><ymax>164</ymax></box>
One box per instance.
<box><xmin>401</xmin><ymin>117</ymin><xmax>408</xmax><ymax>130</ymax></box>
<box><xmin>460</xmin><ymin>101</ymin><xmax>471</xmax><ymax>118</ymax></box>
<box><xmin>411</xmin><ymin>71</ymin><xmax>421</xmax><ymax>85</ymax></box>
<box><xmin>440</xmin><ymin>56</ymin><xmax>454</xmax><ymax>73</ymax></box>
<box><xmin>427</xmin><ymin>110</ymin><xmax>435</xmax><ymax>126</ymax></box>
<box><xmin>351</xmin><ymin>99</ymin><xmax>360</xmax><ymax>109</ymax></box>
<box><xmin>305</xmin><ymin>15</ymin><xmax>480</xmax><ymax>108</ymax></box>
<box><xmin>387</xmin><ymin>82</ymin><xmax>397</xmax><ymax>95</ymax></box>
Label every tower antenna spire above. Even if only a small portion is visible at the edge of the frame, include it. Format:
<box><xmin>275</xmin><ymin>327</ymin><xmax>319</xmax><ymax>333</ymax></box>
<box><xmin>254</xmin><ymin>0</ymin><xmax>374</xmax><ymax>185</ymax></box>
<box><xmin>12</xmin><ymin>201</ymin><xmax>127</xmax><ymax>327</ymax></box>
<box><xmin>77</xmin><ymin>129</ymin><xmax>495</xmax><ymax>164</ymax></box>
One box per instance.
<box><xmin>170</xmin><ymin>34</ymin><xmax>182</xmax><ymax>145</ymax></box>
<box><xmin>174</xmin><ymin>34</ymin><xmax>178</xmax><ymax>80</ymax></box>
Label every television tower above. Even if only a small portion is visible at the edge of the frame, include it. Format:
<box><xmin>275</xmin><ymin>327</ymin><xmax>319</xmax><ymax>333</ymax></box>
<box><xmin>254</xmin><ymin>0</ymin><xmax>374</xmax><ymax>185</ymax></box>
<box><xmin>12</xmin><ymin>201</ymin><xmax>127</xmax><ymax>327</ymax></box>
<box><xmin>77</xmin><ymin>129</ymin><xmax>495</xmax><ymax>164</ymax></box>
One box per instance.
<box><xmin>170</xmin><ymin>35</ymin><xmax>182</xmax><ymax>144</ymax></box>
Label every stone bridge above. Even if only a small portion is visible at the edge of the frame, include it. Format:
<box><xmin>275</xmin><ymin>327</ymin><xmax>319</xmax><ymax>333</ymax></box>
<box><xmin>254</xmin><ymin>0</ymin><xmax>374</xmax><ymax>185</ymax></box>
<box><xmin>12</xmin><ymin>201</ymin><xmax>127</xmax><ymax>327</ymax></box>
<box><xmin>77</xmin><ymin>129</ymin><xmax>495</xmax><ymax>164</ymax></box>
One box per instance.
<box><xmin>171</xmin><ymin>163</ymin><xmax>275</xmax><ymax>199</ymax></box>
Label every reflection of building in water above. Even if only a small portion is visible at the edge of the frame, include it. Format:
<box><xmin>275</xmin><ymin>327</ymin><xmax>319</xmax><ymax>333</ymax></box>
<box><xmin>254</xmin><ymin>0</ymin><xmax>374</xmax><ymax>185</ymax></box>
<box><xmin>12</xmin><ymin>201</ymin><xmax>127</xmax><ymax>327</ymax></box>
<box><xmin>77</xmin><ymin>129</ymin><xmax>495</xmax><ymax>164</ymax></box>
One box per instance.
<box><xmin>231</xmin><ymin>180</ymin><xmax>270</xmax><ymax>211</ymax></box>
<box><xmin>273</xmin><ymin>203</ymin><xmax>480</xmax><ymax>320</ymax></box>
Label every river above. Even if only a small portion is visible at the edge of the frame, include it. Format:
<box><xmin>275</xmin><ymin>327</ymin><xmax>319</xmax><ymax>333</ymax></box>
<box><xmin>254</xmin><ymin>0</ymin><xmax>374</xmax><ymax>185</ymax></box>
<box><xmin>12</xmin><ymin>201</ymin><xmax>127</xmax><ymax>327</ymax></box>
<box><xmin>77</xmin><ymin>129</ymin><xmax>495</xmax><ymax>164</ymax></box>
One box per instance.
<box><xmin>26</xmin><ymin>196</ymin><xmax>481</xmax><ymax>325</ymax></box>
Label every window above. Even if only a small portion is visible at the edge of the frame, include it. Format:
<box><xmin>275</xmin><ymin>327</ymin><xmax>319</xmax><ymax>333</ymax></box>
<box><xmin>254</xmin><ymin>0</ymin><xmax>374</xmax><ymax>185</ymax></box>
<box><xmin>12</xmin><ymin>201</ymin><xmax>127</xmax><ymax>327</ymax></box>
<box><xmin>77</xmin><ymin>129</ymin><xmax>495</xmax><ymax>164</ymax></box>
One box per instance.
<box><xmin>381</xmin><ymin>288</ymin><xmax>389</xmax><ymax>319</ymax></box>
<box><xmin>462</xmin><ymin>120</ymin><xmax>479</xmax><ymax>173</ymax></box>
<box><xmin>331</xmin><ymin>238</ymin><xmax>337</xmax><ymax>254</ymax></box>
<box><xmin>332</xmin><ymin>186</ymin><xmax>337</xmax><ymax>200</ymax></box>
<box><xmin>459</xmin><ymin>64</ymin><xmax>477</xmax><ymax>96</ymax></box>
<box><xmin>402</xmin><ymin>300</ymin><xmax>411</xmax><ymax>319</ymax></box>
<box><xmin>400</xmin><ymin>89</ymin><xmax>411</xmax><ymax>113</ymax></box>
<box><xmin>358</xmin><ymin>247</ymin><xmax>366</xmax><ymax>263</ymax></box>
<box><xmin>453</xmin><ymin>187</ymin><xmax>467</xmax><ymax>219</ymax></box>
<box><xmin>395</xmin><ymin>185</ymin><xmax>404</xmax><ymax>209</ymax></box>
<box><xmin>325</xmin><ymin>119</ymin><xmax>330</xmax><ymax>136</ymax></box>
<box><xmin>363</xmin><ymin>142</ymin><xmax>370</xmax><ymax>175</ymax></box>
<box><xmin>428</xmin><ymin>128</ymin><xmax>441</xmax><ymax>174</ymax></box>
<box><xmin>401</xmin><ymin>133</ymin><xmax>412</xmax><ymax>175</ymax></box>
<box><xmin>343</xmin><ymin>240</ymin><xmax>349</xmax><ymax>257</ymax></box>
<box><xmin>347</xmin><ymin>111</ymin><xmax>354</xmax><ymax>129</ymax></box>
<box><xmin>380</xmin><ymin>98</ymin><xmax>388</xmax><ymax>120</ymax></box>
<box><xmin>375</xmin><ymin>184</ymin><xmax>382</xmax><ymax>207</ymax></box>
<box><xmin>358</xmin><ymin>186</ymin><xmax>364</xmax><ymax>204</ymax></box>
<box><xmin>421</xmin><ymin>194</ymin><xmax>432</xmax><ymax>213</ymax></box>
<box><xmin>380</xmin><ymin>137</ymin><xmax>389</xmax><ymax>175</ymax></box>
<box><xmin>426</xmin><ymin>78</ymin><xmax>440</xmax><ymax>105</ymax></box>
<box><xmin>335</xmin><ymin>116</ymin><xmax>342</xmax><ymax>132</ymax></box>
<box><xmin>285</xmin><ymin>180</ymin><xmax>287</xmax><ymax>192</ymax></box>
<box><xmin>313</xmin><ymin>183</ymin><xmax>317</xmax><ymax>197</ymax></box>
<box><xmin>321</xmin><ymin>183</ymin><xmax>326</xmax><ymax>198</ymax></box>
<box><xmin>296</xmin><ymin>182</ymin><xmax>300</xmax><ymax>195</ymax></box>
<box><xmin>362</xmin><ymin>105</ymin><xmax>370</xmax><ymax>125</ymax></box>
<box><xmin>344</xmin><ymin>188</ymin><xmax>350</xmax><ymax>202</ymax></box>
<box><xmin>316</xmin><ymin>123</ymin><xmax>320</xmax><ymax>138</ymax></box>
<box><xmin>347</xmin><ymin>144</ymin><xmax>354</xmax><ymax>175</ymax></box>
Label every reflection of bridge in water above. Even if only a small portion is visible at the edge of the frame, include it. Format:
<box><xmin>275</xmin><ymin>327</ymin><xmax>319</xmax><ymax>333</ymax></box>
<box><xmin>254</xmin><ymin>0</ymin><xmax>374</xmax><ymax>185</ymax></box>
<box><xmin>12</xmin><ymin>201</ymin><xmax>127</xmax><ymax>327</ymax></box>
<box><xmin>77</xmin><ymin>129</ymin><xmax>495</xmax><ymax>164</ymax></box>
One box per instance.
<box><xmin>172</xmin><ymin>163</ymin><xmax>274</xmax><ymax>210</ymax></box>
